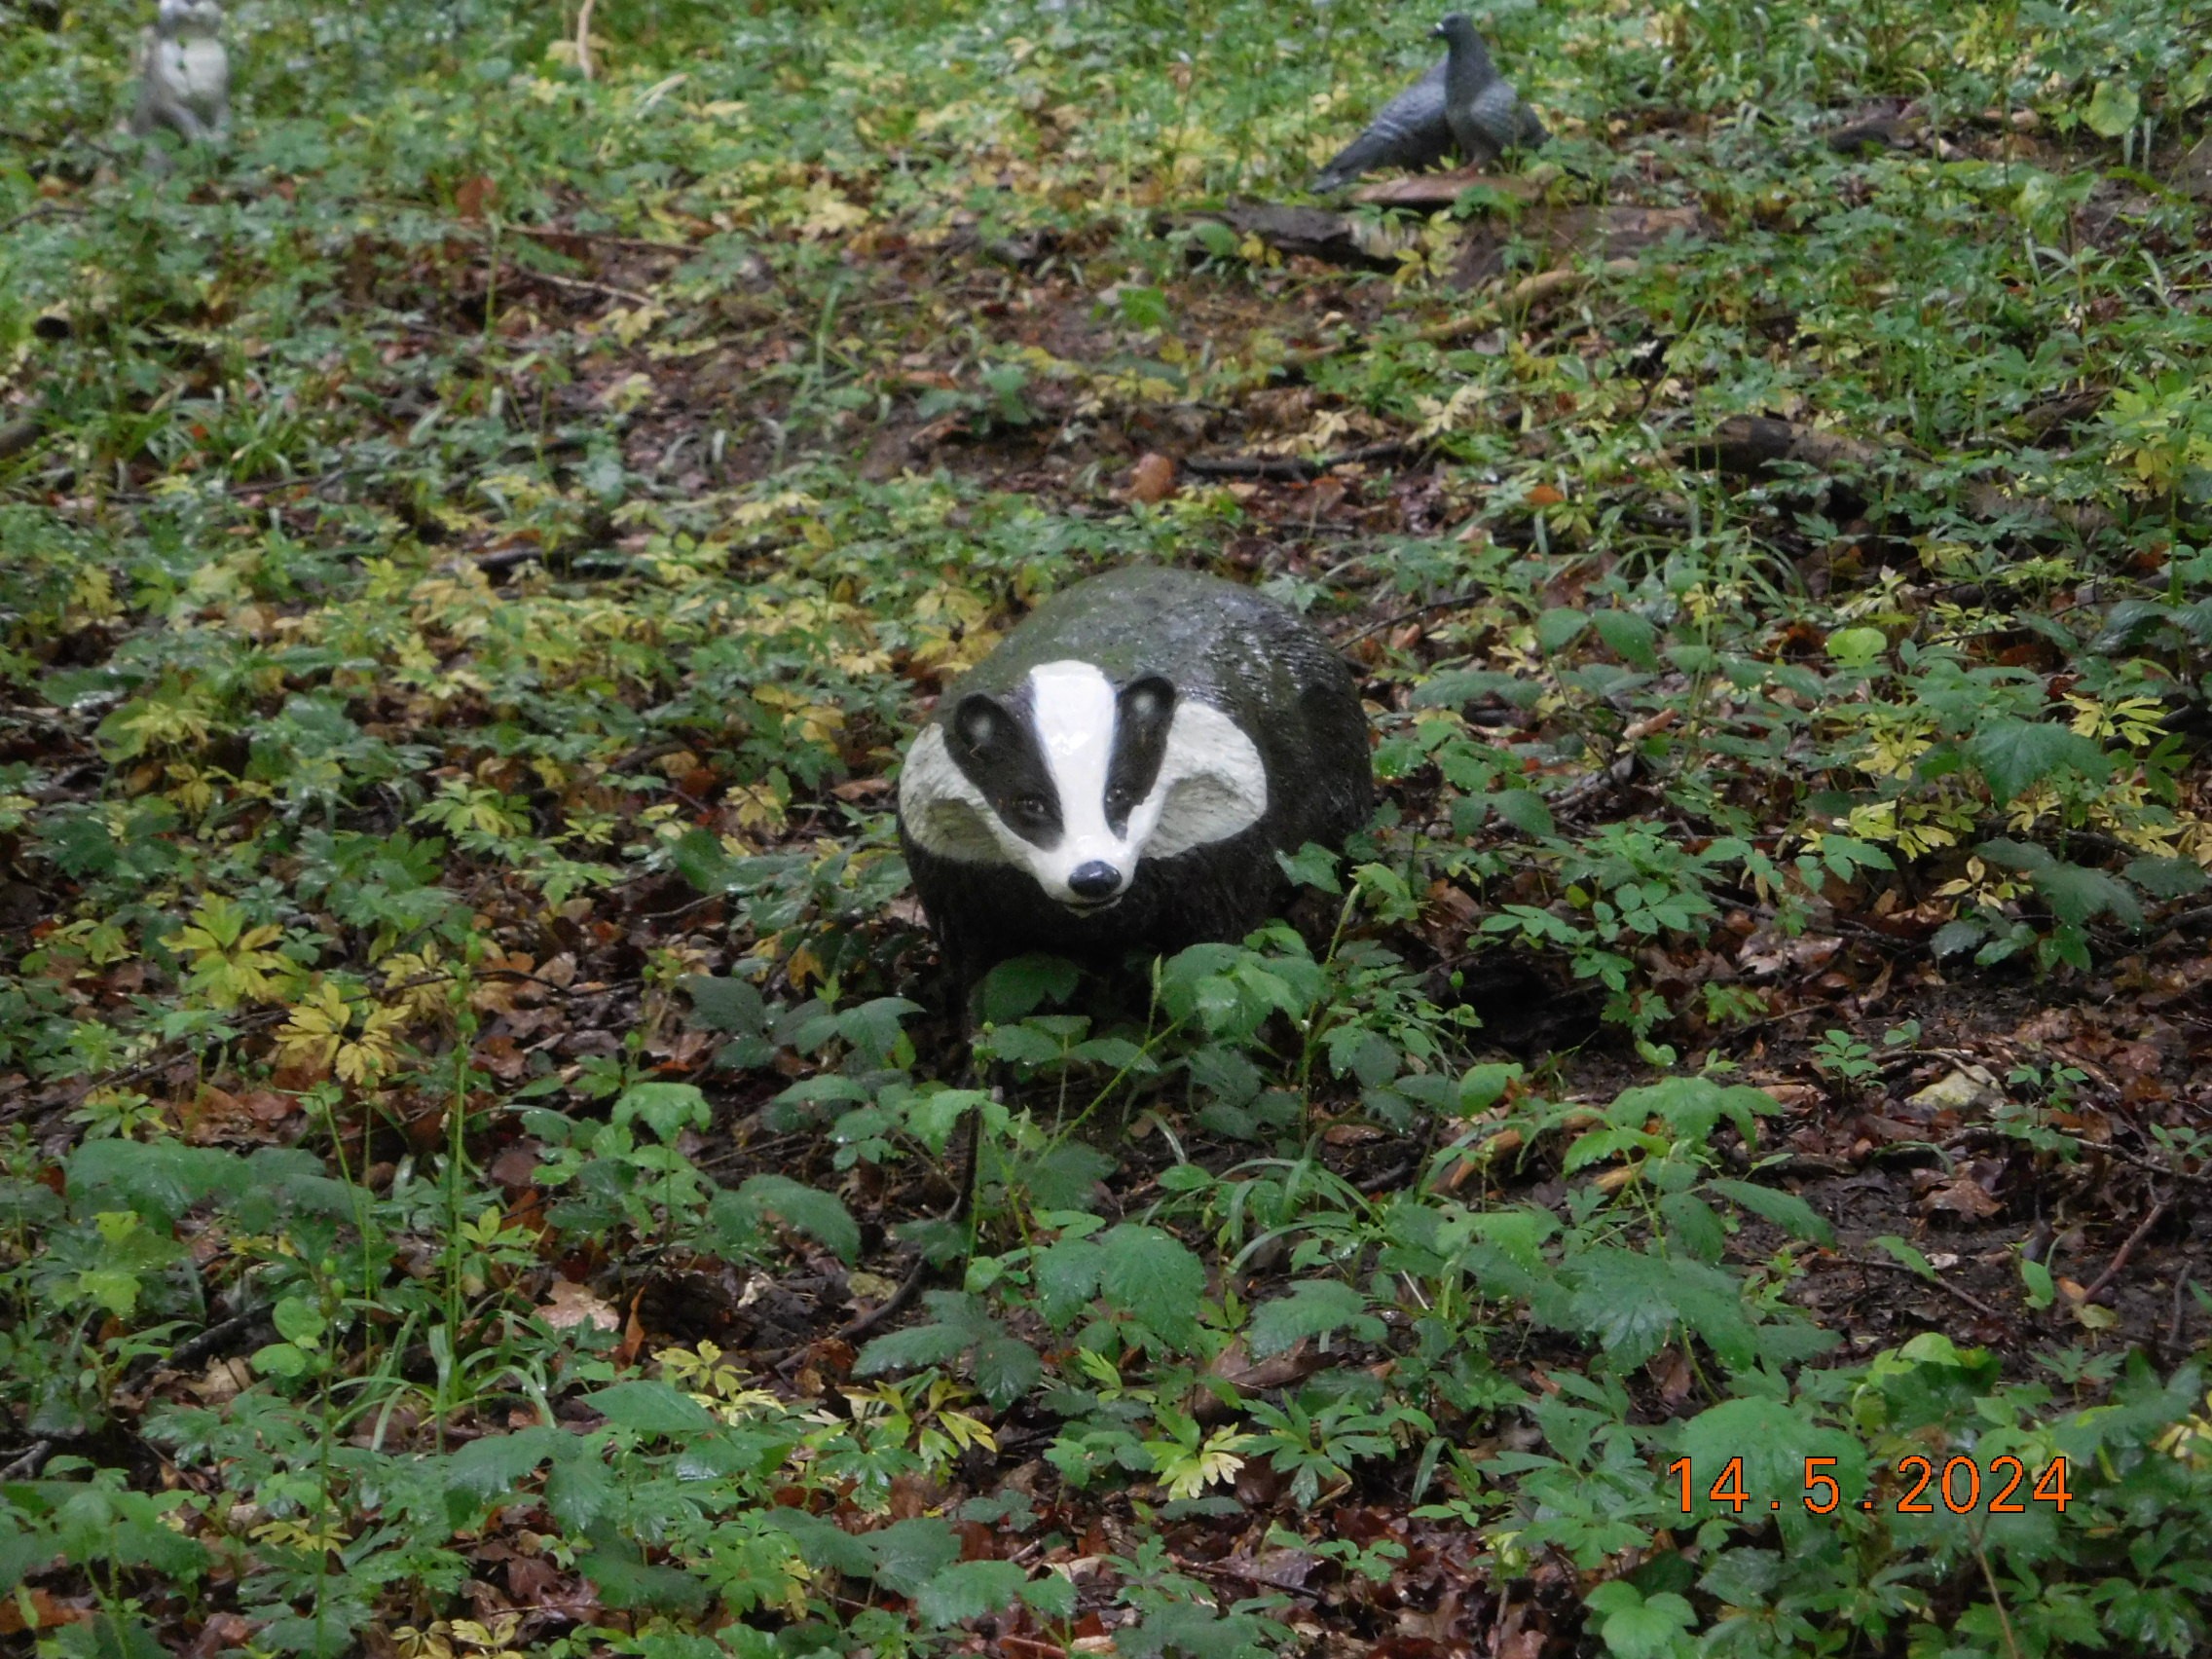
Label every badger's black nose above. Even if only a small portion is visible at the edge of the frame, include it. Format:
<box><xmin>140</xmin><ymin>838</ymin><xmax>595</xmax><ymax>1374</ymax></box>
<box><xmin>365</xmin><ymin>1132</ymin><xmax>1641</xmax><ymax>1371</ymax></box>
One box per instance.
<box><xmin>1067</xmin><ymin>862</ymin><xmax>1123</xmax><ymax>901</ymax></box>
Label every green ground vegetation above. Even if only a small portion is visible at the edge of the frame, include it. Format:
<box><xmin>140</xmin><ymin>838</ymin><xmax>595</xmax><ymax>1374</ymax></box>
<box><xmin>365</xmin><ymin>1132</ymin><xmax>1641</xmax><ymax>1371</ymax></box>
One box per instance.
<box><xmin>4</xmin><ymin>0</ymin><xmax>2212</xmax><ymax>1654</ymax></box>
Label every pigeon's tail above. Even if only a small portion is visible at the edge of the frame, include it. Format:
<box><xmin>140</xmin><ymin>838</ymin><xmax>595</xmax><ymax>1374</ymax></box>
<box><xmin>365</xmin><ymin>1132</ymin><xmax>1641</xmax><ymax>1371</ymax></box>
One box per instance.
<box><xmin>1514</xmin><ymin>106</ymin><xmax>1550</xmax><ymax>149</ymax></box>
<box><xmin>1311</xmin><ymin>75</ymin><xmax>1450</xmax><ymax>193</ymax></box>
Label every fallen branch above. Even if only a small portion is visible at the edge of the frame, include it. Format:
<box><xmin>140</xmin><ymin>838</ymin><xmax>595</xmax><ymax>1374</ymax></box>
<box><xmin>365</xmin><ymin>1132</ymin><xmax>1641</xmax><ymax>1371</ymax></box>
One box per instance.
<box><xmin>1182</xmin><ymin>438</ymin><xmax>1419</xmax><ymax>480</ymax></box>
<box><xmin>1676</xmin><ymin>413</ymin><xmax>2115</xmax><ymax>538</ymax></box>
<box><xmin>1279</xmin><ymin>257</ymin><xmax>1637</xmax><ymax>373</ymax></box>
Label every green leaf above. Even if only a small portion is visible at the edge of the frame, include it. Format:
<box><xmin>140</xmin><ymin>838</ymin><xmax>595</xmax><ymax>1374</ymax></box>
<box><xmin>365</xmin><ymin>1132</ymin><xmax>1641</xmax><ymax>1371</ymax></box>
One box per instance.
<box><xmin>1013</xmin><ymin>1142</ymin><xmax>1116</xmax><ymax>1212</ymax></box>
<box><xmin>1489</xmin><ymin>788</ymin><xmax>1555</xmax><ymax>836</ymax></box>
<box><xmin>1705</xmin><ymin>1178</ymin><xmax>1836</xmax><ymax>1245</ymax></box>
<box><xmin>444</xmin><ymin>1427</ymin><xmax>562</xmax><ymax>1499</ymax></box>
<box><xmin>250</xmin><ymin>1342</ymin><xmax>310</xmax><ymax>1378</ymax></box>
<box><xmin>1567</xmin><ymin>1247</ymin><xmax>1761</xmax><ymax>1370</ymax></box>
<box><xmin>544</xmin><ymin>1450</ymin><xmax>614</xmax><ymax>1530</ymax></box>
<box><xmin>1872</xmin><ymin>1235</ymin><xmax>1936</xmax><ymax>1278</ymax></box>
<box><xmin>2083</xmin><ymin>79</ymin><xmax>2141</xmax><ymax>137</ymax></box>
<box><xmin>1456</xmin><ymin>1062</ymin><xmax>1523</xmax><ymax>1113</ymax></box>
<box><xmin>1966</xmin><ymin>719</ymin><xmax>2110</xmax><ymax>803</ymax></box>
<box><xmin>66</xmin><ymin>1139</ymin><xmax>239</xmax><ymax>1225</ymax></box>
<box><xmin>2180</xmin><ymin>53</ymin><xmax>2212</xmax><ymax>107</ymax></box>
<box><xmin>581</xmin><ymin>1534</ymin><xmax>713</xmax><ymax>1613</ymax></box>
<box><xmin>2125</xmin><ymin>855</ymin><xmax>2208</xmax><ymax>900</ymax></box>
<box><xmin>1099</xmin><ymin>1224</ymin><xmax>1205</xmax><ymax>1346</ymax></box>
<box><xmin>978</xmin><ymin>954</ymin><xmax>1080</xmax><ymax>1022</ymax></box>
<box><xmin>1825</xmin><ymin>625</ymin><xmax>1887</xmax><ymax>668</ymax></box>
<box><xmin>1586</xmin><ymin>1582</ymin><xmax>1696</xmax><ymax>1659</ymax></box>
<box><xmin>683</xmin><ymin>974</ymin><xmax>765</xmax><ymax>1035</ymax></box>
<box><xmin>837</xmin><ymin>996</ymin><xmax>922</xmax><ymax>1064</ymax></box>
<box><xmin>2026</xmin><ymin>860</ymin><xmax>2143</xmax><ymax>929</ymax></box>
<box><xmin>1536</xmin><ymin>607</ymin><xmax>1589</xmax><ymax>652</ymax></box>
<box><xmin>1592</xmin><ymin>609</ymin><xmax>1660</xmax><ymax>670</ymax></box>
<box><xmin>973</xmin><ymin>1332</ymin><xmax>1044</xmax><ymax>1407</ymax></box>
<box><xmin>610</xmin><ymin>1081</ymin><xmax>712</xmax><ymax>1142</ymax></box>
<box><xmin>729</xmin><ymin>1174</ymin><xmax>861</xmax><ymax>1264</ymax></box>
<box><xmin>854</xmin><ymin>1290</ymin><xmax>1033</xmax><ymax>1398</ymax></box>
<box><xmin>580</xmin><ymin>1380</ymin><xmax>717</xmax><ymax>1437</ymax></box>
<box><xmin>670</xmin><ymin>827</ymin><xmax>741</xmax><ymax>893</ymax></box>
<box><xmin>1033</xmin><ymin>1237</ymin><xmax>1106</xmax><ymax>1328</ymax></box>
<box><xmin>1248</xmin><ymin>1278</ymin><xmax>1372</xmax><ymax>1357</ymax></box>
<box><xmin>1275</xmin><ymin>840</ymin><xmax>1345</xmax><ymax>894</ymax></box>
<box><xmin>1931</xmin><ymin>918</ymin><xmax>1985</xmax><ymax>958</ymax></box>
<box><xmin>865</xmin><ymin>1516</ymin><xmax>962</xmax><ymax>1595</ymax></box>
<box><xmin>915</xmin><ymin>1559</ymin><xmax>1032</xmax><ymax>1627</ymax></box>
<box><xmin>272</xmin><ymin>1295</ymin><xmax>326</xmax><ymax>1347</ymax></box>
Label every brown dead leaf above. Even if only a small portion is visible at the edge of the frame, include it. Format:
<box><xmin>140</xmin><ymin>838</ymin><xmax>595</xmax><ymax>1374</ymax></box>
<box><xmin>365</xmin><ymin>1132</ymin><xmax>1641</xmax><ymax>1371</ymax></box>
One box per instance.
<box><xmin>1125</xmin><ymin>451</ymin><xmax>1178</xmax><ymax>504</ymax></box>
<box><xmin>1738</xmin><ymin>930</ymin><xmax>1841</xmax><ymax>977</ymax></box>
<box><xmin>185</xmin><ymin>1357</ymin><xmax>254</xmax><ymax>1405</ymax></box>
<box><xmin>455</xmin><ymin>175</ymin><xmax>498</xmax><ymax>220</ymax></box>
<box><xmin>180</xmin><ymin>1613</ymin><xmax>260</xmax><ymax>1659</ymax></box>
<box><xmin>0</xmin><ymin>1592</ymin><xmax>89</xmax><ymax>1635</ymax></box>
<box><xmin>1922</xmin><ymin>1172</ymin><xmax>2003</xmax><ymax>1220</ymax></box>
<box><xmin>540</xmin><ymin>1277</ymin><xmax>619</xmax><ymax>1333</ymax></box>
<box><xmin>180</xmin><ymin>1083</ymin><xmax>299</xmax><ymax>1144</ymax></box>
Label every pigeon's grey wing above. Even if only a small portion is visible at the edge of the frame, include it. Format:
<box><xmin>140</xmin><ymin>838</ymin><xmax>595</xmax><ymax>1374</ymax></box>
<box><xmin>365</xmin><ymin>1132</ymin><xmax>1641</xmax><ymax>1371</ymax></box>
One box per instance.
<box><xmin>1462</xmin><ymin>79</ymin><xmax>1543</xmax><ymax>157</ymax></box>
<box><xmin>1445</xmin><ymin>96</ymin><xmax>1501</xmax><ymax>166</ymax></box>
<box><xmin>1313</xmin><ymin>62</ymin><xmax>1452</xmax><ymax>191</ymax></box>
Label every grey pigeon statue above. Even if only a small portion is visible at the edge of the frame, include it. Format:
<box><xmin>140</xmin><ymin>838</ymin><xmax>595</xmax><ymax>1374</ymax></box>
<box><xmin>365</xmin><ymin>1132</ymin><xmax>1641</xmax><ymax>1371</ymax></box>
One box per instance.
<box><xmin>1437</xmin><ymin>14</ymin><xmax>1547</xmax><ymax>166</ymax></box>
<box><xmin>1312</xmin><ymin>14</ymin><xmax>1545</xmax><ymax>194</ymax></box>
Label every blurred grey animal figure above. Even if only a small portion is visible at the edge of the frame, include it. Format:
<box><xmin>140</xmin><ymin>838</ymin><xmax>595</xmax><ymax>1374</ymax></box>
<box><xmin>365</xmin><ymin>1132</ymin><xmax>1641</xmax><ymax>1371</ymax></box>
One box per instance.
<box><xmin>1311</xmin><ymin>13</ymin><xmax>1544</xmax><ymax>193</ymax></box>
<box><xmin>1435</xmin><ymin>13</ymin><xmax>1546</xmax><ymax>166</ymax></box>
<box><xmin>130</xmin><ymin>0</ymin><xmax>231</xmax><ymax>151</ymax></box>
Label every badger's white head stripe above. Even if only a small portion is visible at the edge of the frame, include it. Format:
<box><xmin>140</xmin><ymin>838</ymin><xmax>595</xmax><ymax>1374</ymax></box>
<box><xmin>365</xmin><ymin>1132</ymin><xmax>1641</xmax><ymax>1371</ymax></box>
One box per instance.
<box><xmin>899</xmin><ymin>660</ymin><xmax>1269</xmax><ymax>912</ymax></box>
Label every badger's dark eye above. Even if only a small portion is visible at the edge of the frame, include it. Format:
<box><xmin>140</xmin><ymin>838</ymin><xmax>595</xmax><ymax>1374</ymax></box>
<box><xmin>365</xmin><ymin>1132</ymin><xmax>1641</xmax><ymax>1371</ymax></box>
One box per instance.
<box><xmin>1105</xmin><ymin>786</ymin><xmax>1136</xmax><ymax>812</ymax></box>
<box><xmin>1010</xmin><ymin>794</ymin><xmax>1048</xmax><ymax>821</ymax></box>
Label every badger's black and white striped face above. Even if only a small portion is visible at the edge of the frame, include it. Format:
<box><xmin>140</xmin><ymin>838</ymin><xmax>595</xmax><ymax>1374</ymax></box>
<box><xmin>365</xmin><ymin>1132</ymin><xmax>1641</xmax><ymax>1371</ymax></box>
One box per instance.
<box><xmin>900</xmin><ymin>660</ymin><xmax>1270</xmax><ymax>911</ymax></box>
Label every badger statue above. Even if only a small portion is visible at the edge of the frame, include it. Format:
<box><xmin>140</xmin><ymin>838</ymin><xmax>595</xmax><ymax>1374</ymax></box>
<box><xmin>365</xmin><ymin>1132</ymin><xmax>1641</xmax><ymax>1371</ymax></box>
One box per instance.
<box><xmin>897</xmin><ymin>566</ymin><xmax>1373</xmax><ymax>984</ymax></box>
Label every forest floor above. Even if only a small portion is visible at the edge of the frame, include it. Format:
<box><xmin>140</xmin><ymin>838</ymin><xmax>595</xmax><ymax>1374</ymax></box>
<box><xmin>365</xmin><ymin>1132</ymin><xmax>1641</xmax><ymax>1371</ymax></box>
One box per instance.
<box><xmin>5</xmin><ymin>1</ymin><xmax>2212</xmax><ymax>1656</ymax></box>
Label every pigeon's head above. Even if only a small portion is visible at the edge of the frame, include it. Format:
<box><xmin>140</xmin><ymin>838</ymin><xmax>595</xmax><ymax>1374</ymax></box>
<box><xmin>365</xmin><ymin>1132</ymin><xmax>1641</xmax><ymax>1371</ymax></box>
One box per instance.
<box><xmin>157</xmin><ymin>0</ymin><xmax>223</xmax><ymax>34</ymax></box>
<box><xmin>1431</xmin><ymin>13</ymin><xmax>1477</xmax><ymax>43</ymax></box>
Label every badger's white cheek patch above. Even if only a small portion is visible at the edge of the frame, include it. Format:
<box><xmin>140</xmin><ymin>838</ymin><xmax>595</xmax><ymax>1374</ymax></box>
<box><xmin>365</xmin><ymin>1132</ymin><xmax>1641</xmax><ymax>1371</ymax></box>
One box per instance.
<box><xmin>1144</xmin><ymin>703</ymin><xmax>1268</xmax><ymax>859</ymax></box>
<box><xmin>899</xmin><ymin>726</ymin><xmax>1012</xmax><ymax>864</ymax></box>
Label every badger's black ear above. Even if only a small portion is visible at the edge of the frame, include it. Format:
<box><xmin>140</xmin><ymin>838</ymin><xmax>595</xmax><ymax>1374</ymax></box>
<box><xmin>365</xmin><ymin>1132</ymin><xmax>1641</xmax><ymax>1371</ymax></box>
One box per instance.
<box><xmin>1120</xmin><ymin>675</ymin><xmax>1176</xmax><ymax>730</ymax></box>
<box><xmin>950</xmin><ymin>692</ymin><xmax>1012</xmax><ymax>758</ymax></box>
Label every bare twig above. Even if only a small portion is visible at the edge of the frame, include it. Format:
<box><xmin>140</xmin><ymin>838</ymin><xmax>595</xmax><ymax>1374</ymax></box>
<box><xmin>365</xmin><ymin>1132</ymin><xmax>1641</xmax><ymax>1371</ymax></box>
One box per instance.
<box><xmin>2082</xmin><ymin>1195</ymin><xmax>2170</xmax><ymax>1307</ymax></box>
<box><xmin>508</xmin><ymin>223</ymin><xmax>694</xmax><ymax>256</ymax></box>
<box><xmin>520</xmin><ymin>267</ymin><xmax>654</xmax><ymax>307</ymax></box>
<box><xmin>1334</xmin><ymin>589</ymin><xmax>1493</xmax><ymax>646</ymax></box>
<box><xmin>575</xmin><ymin>0</ymin><xmax>597</xmax><ymax>80</ymax></box>
<box><xmin>1848</xmin><ymin>1253</ymin><xmax>2009</xmax><ymax>1322</ymax></box>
